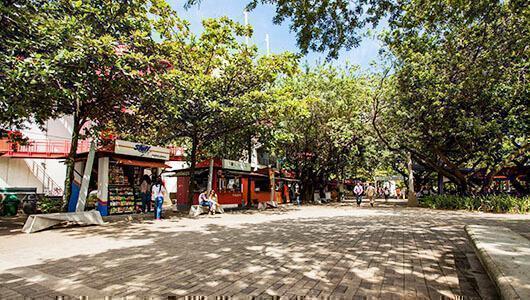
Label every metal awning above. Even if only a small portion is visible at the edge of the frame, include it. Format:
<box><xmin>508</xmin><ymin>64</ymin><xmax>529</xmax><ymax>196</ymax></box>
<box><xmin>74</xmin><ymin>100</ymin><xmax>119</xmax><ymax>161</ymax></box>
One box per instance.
<box><xmin>225</xmin><ymin>170</ymin><xmax>269</xmax><ymax>178</ymax></box>
<box><xmin>114</xmin><ymin>158</ymin><xmax>170</xmax><ymax>168</ymax></box>
<box><xmin>276</xmin><ymin>177</ymin><xmax>300</xmax><ymax>182</ymax></box>
<box><xmin>166</xmin><ymin>168</ymin><xmax>208</xmax><ymax>177</ymax></box>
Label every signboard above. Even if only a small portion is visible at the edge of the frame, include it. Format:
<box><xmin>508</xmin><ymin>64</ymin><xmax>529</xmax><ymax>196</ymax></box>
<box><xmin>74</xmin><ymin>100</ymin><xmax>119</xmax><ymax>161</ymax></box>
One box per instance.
<box><xmin>114</xmin><ymin>140</ymin><xmax>170</xmax><ymax>160</ymax></box>
<box><xmin>221</xmin><ymin>159</ymin><xmax>251</xmax><ymax>172</ymax></box>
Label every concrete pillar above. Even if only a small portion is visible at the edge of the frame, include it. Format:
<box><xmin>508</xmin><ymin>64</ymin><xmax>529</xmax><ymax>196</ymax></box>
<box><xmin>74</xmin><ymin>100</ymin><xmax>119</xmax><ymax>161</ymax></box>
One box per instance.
<box><xmin>207</xmin><ymin>159</ymin><xmax>214</xmax><ymax>193</ymax></box>
<box><xmin>97</xmin><ymin>157</ymin><xmax>109</xmax><ymax>204</ymax></box>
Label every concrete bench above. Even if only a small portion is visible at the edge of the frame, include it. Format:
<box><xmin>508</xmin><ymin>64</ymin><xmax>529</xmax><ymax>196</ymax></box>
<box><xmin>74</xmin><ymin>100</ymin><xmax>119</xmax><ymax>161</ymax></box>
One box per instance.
<box><xmin>257</xmin><ymin>201</ymin><xmax>278</xmax><ymax>210</ymax></box>
<box><xmin>22</xmin><ymin>211</ymin><xmax>105</xmax><ymax>233</ymax></box>
<box><xmin>189</xmin><ymin>204</ymin><xmax>224</xmax><ymax>217</ymax></box>
<box><xmin>466</xmin><ymin>225</ymin><xmax>530</xmax><ymax>299</ymax></box>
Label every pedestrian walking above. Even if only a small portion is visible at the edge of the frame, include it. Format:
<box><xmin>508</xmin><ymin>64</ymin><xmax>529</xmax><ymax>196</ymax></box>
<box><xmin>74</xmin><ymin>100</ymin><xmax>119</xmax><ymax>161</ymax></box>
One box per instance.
<box><xmin>140</xmin><ymin>175</ymin><xmax>151</xmax><ymax>213</ymax></box>
<box><xmin>295</xmin><ymin>183</ymin><xmax>301</xmax><ymax>206</ymax></box>
<box><xmin>288</xmin><ymin>184</ymin><xmax>295</xmax><ymax>204</ymax></box>
<box><xmin>151</xmin><ymin>176</ymin><xmax>167</xmax><ymax>220</ymax></box>
<box><xmin>383</xmin><ymin>186</ymin><xmax>390</xmax><ymax>202</ymax></box>
<box><xmin>338</xmin><ymin>181</ymin><xmax>345</xmax><ymax>202</ymax></box>
<box><xmin>353</xmin><ymin>182</ymin><xmax>364</xmax><ymax>207</ymax></box>
<box><xmin>366</xmin><ymin>183</ymin><xmax>376</xmax><ymax>207</ymax></box>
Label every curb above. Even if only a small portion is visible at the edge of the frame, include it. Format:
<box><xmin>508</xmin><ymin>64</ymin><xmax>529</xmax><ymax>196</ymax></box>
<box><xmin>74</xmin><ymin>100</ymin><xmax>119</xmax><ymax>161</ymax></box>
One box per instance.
<box><xmin>465</xmin><ymin>225</ymin><xmax>528</xmax><ymax>300</ymax></box>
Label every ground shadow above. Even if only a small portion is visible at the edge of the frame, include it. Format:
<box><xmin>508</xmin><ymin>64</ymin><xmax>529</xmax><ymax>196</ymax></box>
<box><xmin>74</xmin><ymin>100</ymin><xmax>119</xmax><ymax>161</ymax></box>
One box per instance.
<box><xmin>1</xmin><ymin>205</ymin><xmax>519</xmax><ymax>298</ymax></box>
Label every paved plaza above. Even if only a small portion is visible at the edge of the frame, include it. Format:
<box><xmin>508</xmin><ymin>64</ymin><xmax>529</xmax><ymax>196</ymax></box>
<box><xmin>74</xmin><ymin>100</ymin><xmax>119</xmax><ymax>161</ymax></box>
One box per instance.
<box><xmin>1</xmin><ymin>202</ymin><xmax>529</xmax><ymax>299</ymax></box>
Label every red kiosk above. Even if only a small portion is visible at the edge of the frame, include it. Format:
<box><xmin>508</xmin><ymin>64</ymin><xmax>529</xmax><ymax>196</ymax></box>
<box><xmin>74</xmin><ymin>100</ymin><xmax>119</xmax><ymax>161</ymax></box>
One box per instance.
<box><xmin>173</xmin><ymin>159</ymin><xmax>256</xmax><ymax>209</ymax></box>
<box><xmin>172</xmin><ymin>158</ymin><xmax>299</xmax><ymax>209</ymax></box>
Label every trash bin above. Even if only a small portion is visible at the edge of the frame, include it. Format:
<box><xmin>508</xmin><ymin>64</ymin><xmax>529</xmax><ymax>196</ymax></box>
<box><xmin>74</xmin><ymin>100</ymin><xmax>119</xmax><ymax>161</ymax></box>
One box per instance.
<box><xmin>22</xmin><ymin>194</ymin><xmax>38</xmax><ymax>215</ymax></box>
<box><xmin>2</xmin><ymin>194</ymin><xmax>20</xmax><ymax>216</ymax></box>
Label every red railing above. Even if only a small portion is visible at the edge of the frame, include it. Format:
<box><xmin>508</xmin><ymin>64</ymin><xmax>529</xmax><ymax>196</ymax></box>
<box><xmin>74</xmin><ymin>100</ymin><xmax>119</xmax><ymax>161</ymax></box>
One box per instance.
<box><xmin>0</xmin><ymin>139</ymin><xmax>185</xmax><ymax>159</ymax></box>
<box><xmin>0</xmin><ymin>139</ymin><xmax>90</xmax><ymax>158</ymax></box>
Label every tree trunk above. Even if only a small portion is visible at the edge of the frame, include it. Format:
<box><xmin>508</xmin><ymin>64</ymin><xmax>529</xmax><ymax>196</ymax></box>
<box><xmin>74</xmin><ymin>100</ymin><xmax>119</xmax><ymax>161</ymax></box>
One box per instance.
<box><xmin>301</xmin><ymin>180</ymin><xmax>314</xmax><ymax>203</ymax></box>
<box><xmin>437</xmin><ymin>173</ymin><xmax>444</xmax><ymax>195</ymax></box>
<box><xmin>406</xmin><ymin>152</ymin><xmax>418</xmax><ymax>207</ymax></box>
<box><xmin>62</xmin><ymin>115</ymin><xmax>81</xmax><ymax>211</ymax></box>
<box><xmin>187</xmin><ymin>134</ymin><xmax>198</xmax><ymax>208</ymax></box>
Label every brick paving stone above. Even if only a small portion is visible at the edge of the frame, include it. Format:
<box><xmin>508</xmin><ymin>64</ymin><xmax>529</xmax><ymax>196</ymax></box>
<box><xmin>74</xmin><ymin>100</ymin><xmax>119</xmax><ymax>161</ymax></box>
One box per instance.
<box><xmin>1</xmin><ymin>205</ymin><xmax>528</xmax><ymax>298</ymax></box>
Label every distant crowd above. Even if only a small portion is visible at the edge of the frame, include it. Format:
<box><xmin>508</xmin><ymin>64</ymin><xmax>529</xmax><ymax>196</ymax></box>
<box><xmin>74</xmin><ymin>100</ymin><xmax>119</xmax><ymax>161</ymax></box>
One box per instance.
<box><xmin>315</xmin><ymin>181</ymin><xmax>407</xmax><ymax>206</ymax></box>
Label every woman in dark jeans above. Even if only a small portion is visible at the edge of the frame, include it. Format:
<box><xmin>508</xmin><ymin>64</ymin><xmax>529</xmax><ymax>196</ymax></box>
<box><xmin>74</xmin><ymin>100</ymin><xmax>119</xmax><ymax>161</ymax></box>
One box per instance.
<box><xmin>139</xmin><ymin>175</ymin><xmax>151</xmax><ymax>213</ymax></box>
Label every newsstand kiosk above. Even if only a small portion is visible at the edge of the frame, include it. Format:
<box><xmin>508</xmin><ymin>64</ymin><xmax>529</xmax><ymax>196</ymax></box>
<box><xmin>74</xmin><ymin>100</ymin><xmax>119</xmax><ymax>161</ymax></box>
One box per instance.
<box><xmin>72</xmin><ymin>140</ymin><xmax>170</xmax><ymax>216</ymax></box>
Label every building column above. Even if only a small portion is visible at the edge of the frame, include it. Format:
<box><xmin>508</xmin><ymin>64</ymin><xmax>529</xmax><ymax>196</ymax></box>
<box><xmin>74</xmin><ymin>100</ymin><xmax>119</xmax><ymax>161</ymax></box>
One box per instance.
<box><xmin>97</xmin><ymin>157</ymin><xmax>109</xmax><ymax>204</ymax></box>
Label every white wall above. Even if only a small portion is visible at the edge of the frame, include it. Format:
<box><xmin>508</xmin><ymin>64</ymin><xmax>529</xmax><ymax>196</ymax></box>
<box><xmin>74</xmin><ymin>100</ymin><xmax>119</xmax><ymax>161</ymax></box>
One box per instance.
<box><xmin>162</xmin><ymin>161</ymin><xmax>188</xmax><ymax>194</ymax></box>
<box><xmin>20</xmin><ymin>117</ymin><xmax>73</xmax><ymax>186</ymax></box>
<box><xmin>0</xmin><ymin>158</ymin><xmax>45</xmax><ymax>192</ymax></box>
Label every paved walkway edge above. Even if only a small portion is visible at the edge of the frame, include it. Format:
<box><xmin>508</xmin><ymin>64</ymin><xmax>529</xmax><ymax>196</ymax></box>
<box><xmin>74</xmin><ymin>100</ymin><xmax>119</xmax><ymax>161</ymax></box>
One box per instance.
<box><xmin>465</xmin><ymin>225</ymin><xmax>530</xmax><ymax>300</ymax></box>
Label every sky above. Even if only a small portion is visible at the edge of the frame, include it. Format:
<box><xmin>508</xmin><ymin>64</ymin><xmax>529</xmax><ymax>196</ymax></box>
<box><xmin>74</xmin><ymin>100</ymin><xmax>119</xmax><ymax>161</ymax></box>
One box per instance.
<box><xmin>168</xmin><ymin>0</ymin><xmax>384</xmax><ymax>71</ymax></box>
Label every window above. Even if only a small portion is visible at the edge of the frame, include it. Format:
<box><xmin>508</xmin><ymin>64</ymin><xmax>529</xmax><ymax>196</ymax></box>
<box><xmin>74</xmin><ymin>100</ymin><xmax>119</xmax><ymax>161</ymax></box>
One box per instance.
<box><xmin>218</xmin><ymin>176</ymin><xmax>242</xmax><ymax>193</ymax></box>
<box><xmin>254</xmin><ymin>178</ymin><xmax>270</xmax><ymax>192</ymax></box>
<box><xmin>192</xmin><ymin>173</ymin><xmax>209</xmax><ymax>192</ymax></box>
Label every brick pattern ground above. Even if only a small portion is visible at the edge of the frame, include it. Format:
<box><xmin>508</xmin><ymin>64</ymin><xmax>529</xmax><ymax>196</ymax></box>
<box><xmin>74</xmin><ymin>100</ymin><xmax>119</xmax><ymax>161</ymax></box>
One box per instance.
<box><xmin>1</xmin><ymin>202</ymin><xmax>529</xmax><ymax>299</ymax></box>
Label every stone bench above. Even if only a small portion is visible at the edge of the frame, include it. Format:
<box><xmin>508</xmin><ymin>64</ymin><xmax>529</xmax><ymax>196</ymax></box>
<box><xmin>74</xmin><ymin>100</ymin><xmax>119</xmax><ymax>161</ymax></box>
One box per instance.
<box><xmin>466</xmin><ymin>225</ymin><xmax>530</xmax><ymax>299</ymax></box>
<box><xmin>22</xmin><ymin>210</ymin><xmax>105</xmax><ymax>233</ymax></box>
<box><xmin>257</xmin><ymin>201</ymin><xmax>278</xmax><ymax>210</ymax></box>
<box><xmin>189</xmin><ymin>204</ymin><xmax>224</xmax><ymax>217</ymax></box>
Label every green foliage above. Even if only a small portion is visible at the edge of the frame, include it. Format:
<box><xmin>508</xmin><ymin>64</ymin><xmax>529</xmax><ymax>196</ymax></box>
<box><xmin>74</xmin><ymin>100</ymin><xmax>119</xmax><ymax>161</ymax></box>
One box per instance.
<box><xmin>118</xmin><ymin>16</ymin><xmax>298</xmax><ymax>152</ymax></box>
<box><xmin>264</xmin><ymin>64</ymin><xmax>386</xmax><ymax>199</ymax></box>
<box><xmin>420</xmin><ymin>195</ymin><xmax>530</xmax><ymax>214</ymax></box>
<box><xmin>113</xmin><ymin>13</ymin><xmax>298</xmax><ymax>205</ymax></box>
<box><xmin>38</xmin><ymin>197</ymin><xmax>63</xmax><ymax>214</ymax></box>
<box><xmin>1</xmin><ymin>0</ymin><xmax>175</xmax><ymax>208</ymax></box>
<box><xmin>374</xmin><ymin>1</ymin><xmax>529</xmax><ymax>193</ymax></box>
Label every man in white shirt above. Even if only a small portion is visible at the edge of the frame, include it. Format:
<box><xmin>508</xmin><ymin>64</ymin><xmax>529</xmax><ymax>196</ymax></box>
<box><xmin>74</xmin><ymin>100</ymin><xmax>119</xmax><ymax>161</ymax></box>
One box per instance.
<box><xmin>353</xmin><ymin>182</ymin><xmax>364</xmax><ymax>207</ymax></box>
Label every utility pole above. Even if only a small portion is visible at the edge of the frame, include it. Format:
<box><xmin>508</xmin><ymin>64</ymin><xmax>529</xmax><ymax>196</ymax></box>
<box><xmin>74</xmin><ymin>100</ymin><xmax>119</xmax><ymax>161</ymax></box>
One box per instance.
<box><xmin>265</xmin><ymin>33</ymin><xmax>270</xmax><ymax>56</ymax></box>
<box><xmin>246</xmin><ymin>134</ymin><xmax>252</xmax><ymax>208</ymax></box>
<box><xmin>243</xmin><ymin>10</ymin><xmax>249</xmax><ymax>47</ymax></box>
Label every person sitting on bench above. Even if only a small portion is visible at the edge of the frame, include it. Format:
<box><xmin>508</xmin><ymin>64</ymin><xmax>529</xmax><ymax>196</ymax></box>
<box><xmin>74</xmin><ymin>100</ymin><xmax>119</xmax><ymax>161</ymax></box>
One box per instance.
<box><xmin>199</xmin><ymin>190</ymin><xmax>211</xmax><ymax>211</ymax></box>
<box><xmin>208</xmin><ymin>190</ymin><xmax>218</xmax><ymax>215</ymax></box>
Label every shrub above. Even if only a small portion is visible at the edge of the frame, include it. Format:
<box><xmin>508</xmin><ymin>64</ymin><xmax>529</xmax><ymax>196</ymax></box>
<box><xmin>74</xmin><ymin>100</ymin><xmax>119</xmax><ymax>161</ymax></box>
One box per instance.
<box><xmin>419</xmin><ymin>194</ymin><xmax>530</xmax><ymax>214</ymax></box>
<box><xmin>38</xmin><ymin>196</ymin><xmax>63</xmax><ymax>214</ymax></box>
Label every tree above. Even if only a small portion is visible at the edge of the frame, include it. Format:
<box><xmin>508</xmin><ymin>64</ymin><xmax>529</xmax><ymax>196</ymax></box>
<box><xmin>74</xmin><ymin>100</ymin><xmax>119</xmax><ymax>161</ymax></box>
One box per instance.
<box><xmin>118</xmin><ymin>16</ymin><xmax>297</xmax><ymax>206</ymax></box>
<box><xmin>268</xmin><ymin>65</ymin><xmax>374</xmax><ymax>201</ymax></box>
<box><xmin>236</xmin><ymin>0</ymin><xmax>528</xmax><ymax>195</ymax></box>
<box><xmin>1</xmin><ymin>0</ymin><xmax>57</xmax><ymax>130</ymax></box>
<box><xmin>1</xmin><ymin>0</ymin><xmax>173</xmax><ymax>208</ymax></box>
<box><xmin>374</xmin><ymin>1</ymin><xmax>529</xmax><ymax>194</ymax></box>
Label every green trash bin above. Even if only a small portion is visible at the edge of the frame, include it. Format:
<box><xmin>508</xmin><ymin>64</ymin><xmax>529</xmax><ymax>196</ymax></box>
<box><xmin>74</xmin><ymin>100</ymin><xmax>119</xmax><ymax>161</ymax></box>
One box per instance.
<box><xmin>2</xmin><ymin>194</ymin><xmax>20</xmax><ymax>216</ymax></box>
